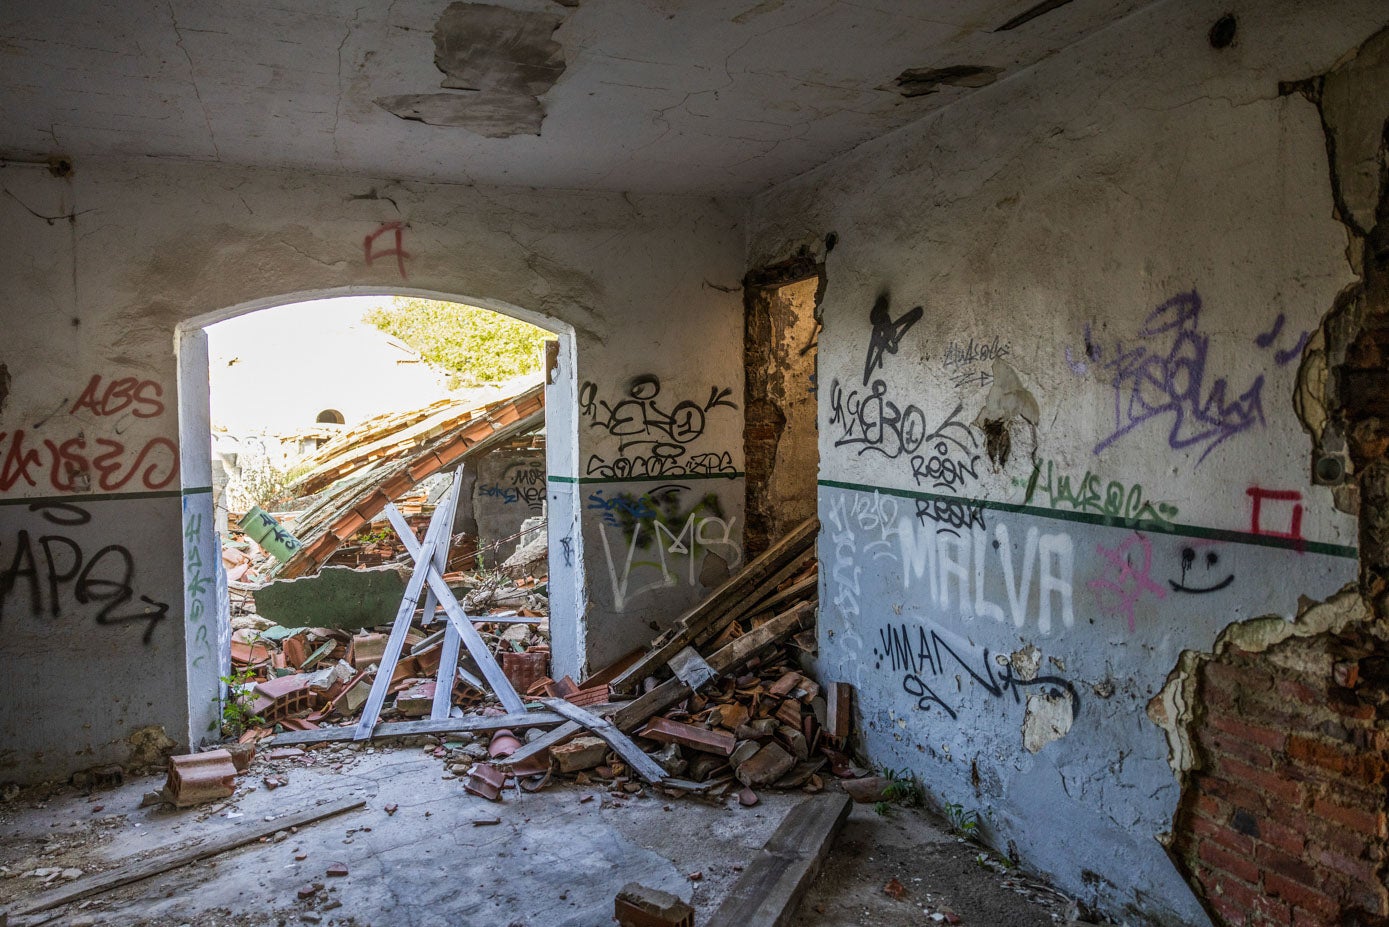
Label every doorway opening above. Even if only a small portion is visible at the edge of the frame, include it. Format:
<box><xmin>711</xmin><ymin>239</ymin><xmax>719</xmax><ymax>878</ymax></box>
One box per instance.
<box><xmin>176</xmin><ymin>291</ymin><xmax>579</xmax><ymax>743</ymax></box>
<box><xmin>743</xmin><ymin>259</ymin><xmax>825</xmax><ymax>559</ymax></box>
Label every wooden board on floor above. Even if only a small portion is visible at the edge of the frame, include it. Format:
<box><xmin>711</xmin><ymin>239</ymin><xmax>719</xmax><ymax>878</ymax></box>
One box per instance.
<box><xmin>705</xmin><ymin>792</ymin><xmax>851</xmax><ymax>927</ymax></box>
<box><xmin>270</xmin><ymin>710</ymin><xmax>564</xmax><ymax>746</ymax></box>
<box><xmin>540</xmin><ymin>698</ymin><xmax>668</xmax><ymax>784</ymax></box>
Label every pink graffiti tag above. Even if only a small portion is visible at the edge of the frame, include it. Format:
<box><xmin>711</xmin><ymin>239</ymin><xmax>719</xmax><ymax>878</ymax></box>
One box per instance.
<box><xmin>364</xmin><ymin>221</ymin><xmax>410</xmax><ymax>279</ymax></box>
<box><xmin>1088</xmin><ymin>532</ymin><xmax>1166</xmax><ymax>632</ymax></box>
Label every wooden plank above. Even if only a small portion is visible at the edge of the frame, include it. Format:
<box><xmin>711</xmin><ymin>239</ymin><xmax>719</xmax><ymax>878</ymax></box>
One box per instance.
<box><xmin>540</xmin><ymin>698</ymin><xmax>668</xmax><ymax>784</ymax></box>
<box><xmin>352</xmin><ymin>476</ymin><xmax>459</xmax><ymax>739</ymax></box>
<box><xmin>612</xmin><ymin>602</ymin><xmax>814</xmax><ymax>733</ymax></box>
<box><xmin>384</xmin><ymin>506</ymin><xmax>526</xmax><ymax>714</ymax></box>
<box><xmin>738</xmin><ymin>573</ymin><xmax>818</xmax><ymax>621</ymax></box>
<box><xmin>493</xmin><ymin>720</ymin><xmax>581</xmax><ymax>767</ymax></box>
<box><xmin>694</xmin><ymin>547</ymin><xmax>818</xmax><ymax>648</ymax></box>
<box><xmin>270</xmin><ymin>710</ymin><xmax>564</xmax><ymax>746</ymax></box>
<box><xmin>15</xmin><ymin>797</ymin><xmax>366</xmax><ymax>915</ymax></box>
<box><xmin>609</xmin><ymin>516</ymin><xmax>818</xmax><ymax>694</ymax></box>
<box><xmin>705</xmin><ymin>793</ymin><xmax>851</xmax><ymax>927</ymax></box>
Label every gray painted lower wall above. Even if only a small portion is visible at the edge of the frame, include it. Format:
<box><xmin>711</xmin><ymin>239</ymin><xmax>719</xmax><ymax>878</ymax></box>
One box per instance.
<box><xmin>819</xmin><ymin>482</ymin><xmax>1356</xmax><ymax>924</ymax></box>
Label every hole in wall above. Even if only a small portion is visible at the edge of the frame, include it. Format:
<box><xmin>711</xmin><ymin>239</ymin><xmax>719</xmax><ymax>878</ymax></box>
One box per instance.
<box><xmin>1208</xmin><ymin>14</ymin><xmax>1237</xmax><ymax>50</ymax></box>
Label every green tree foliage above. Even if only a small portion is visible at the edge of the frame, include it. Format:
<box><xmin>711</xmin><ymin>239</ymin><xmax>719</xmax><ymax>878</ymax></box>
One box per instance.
<box><xmin>364</xmin><ymin>297</ymin><xmax>551</xmax><ymax>387</ymax></box>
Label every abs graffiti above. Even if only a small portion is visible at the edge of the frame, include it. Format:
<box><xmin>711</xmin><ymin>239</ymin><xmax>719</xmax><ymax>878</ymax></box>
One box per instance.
<box><xmin>0</xmin><ymin>502</ymin><xmax>170</xmax><ymax>643</ymax></box>
<box><xmin>874</xmin><ymin>621</ymin><xmax>1080</xmax><ymax>722</ymax></box>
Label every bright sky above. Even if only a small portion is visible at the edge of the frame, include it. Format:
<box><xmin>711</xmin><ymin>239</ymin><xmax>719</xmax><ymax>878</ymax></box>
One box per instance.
<box><xmin>206</xmin><ymin>296</ymin><xmax>454</xmax><ymax>435</ymax></box>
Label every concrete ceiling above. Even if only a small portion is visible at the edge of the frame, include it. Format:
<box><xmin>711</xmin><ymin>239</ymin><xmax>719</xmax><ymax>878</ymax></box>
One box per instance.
<box><xmin>0</xmin><ymin>0</ymin><xmax>1150</xmax><ymax>194</ymax></box>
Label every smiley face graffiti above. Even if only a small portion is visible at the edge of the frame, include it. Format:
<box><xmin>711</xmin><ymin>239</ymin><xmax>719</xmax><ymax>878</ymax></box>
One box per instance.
<box><xmin>1169</xmin><ymin>542</ymin><xmax>1234</xmax><ymax>594</ymax></box>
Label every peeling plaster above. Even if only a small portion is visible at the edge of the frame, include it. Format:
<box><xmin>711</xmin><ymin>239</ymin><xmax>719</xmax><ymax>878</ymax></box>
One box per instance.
<box><xmin>1022</xmin><ymin>691</ymin><xmax>1074</xmax><ymax>753</ymax></box>
<box><xmin>376</xmin><ymin>3</ymin><xmax>568</xmax><ymax>137</ymax></box>
<box><xmin>893</xmin><ymin>65</ymin><xmax>1003</xmax><ymax>98</ymax></box>
<box><xmin>973</xmin><ymin>359</ymin><xmax>1038</xmax><ymax>468</ymax></box>
<box><xmin>1147</xmin><ymin>586</ymin><xmax>1369</xmax><ymax>777</ymax></box>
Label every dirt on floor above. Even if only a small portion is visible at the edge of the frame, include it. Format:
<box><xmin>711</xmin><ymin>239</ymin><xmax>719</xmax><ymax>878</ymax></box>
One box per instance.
<box><xmin>0</xmin><ymin>743</ymin><xmax>1091</xmax><ymax>927</ymax></box>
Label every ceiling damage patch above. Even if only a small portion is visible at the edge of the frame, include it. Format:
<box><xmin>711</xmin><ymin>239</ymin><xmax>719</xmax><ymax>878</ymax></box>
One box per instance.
<box><xmin>375</xmin><ymin>2</ymin><xmax>567</xmax><ymax>138</ymax></box>
<box><xmin>892</xmin><ymin>65</ymin><xmax>1002</xmax><ymax>98</ymax></box>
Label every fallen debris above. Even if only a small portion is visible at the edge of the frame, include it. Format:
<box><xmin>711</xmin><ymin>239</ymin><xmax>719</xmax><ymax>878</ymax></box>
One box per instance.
<box><xmin>614</xmin><ymin>882</ymin><xmax>695</xmax><ymax>927</ymax></box>
<box><xmin>164</xmin><ymin>750</ymin><xmax>238</xmax><ymax>808</ymax></box>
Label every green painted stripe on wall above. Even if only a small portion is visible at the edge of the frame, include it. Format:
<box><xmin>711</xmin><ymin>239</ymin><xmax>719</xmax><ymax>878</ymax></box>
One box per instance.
<box><xmin>818</xmin><ymin>478</ymin><xmax>1359</xmax><ymax>560</ymax></box>
<box><xmin>0</xmin><ymin>487</ymin><xmax>201</xmax><ymax>508</ymax></box>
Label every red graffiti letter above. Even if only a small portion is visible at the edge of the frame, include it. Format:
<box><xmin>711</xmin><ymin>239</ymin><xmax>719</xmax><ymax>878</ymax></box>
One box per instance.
<box><xmin>364</xmin><ymin>221</ymin><xmax>410</xmax><ymax>279</ymax></box>
<box><xmin>1247</xmin><ymin>487</ymin><xmax>1303</xmax><ymax>551</ymax></box>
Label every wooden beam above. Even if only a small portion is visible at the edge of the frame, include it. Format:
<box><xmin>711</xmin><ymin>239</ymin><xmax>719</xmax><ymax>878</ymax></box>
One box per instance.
<box><xmin>609</xmin><ymin>516</ymin><xmax>818</xmax><ymax>694</ymax></box>
<box><xmin>352</xmin><ymin>474</ymin><xmax>461</xmax><ymax>739</ymax></box>
<box><xmin>705</xmin><ymin>793</ymin><xmax>851</xmax><ymax>927</ymax></box>
<box><xmin>15</xmin><ymin>797</ymin><xmax>366</xmax><ymax>915</ymax></box>
<box><xmin>540</xmin><ymin>698</ymin><xmax>668</xmax><ymax>784</ymax></box>
<box><xmin>270</xmin><ymin>710</ymin><xmax>564</xmax><ymax>746</ymax></box>
<box><xmin>612</xmin><ymin>602</ymin><xmax>813</xmax><ymax>732</ymax></box>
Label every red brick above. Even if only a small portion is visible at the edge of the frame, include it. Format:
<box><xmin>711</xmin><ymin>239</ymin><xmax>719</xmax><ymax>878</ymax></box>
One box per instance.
<box><xmin>1191</xmin><ymin>810</ymin><xmax>1256</xmax><ymax>856</ymax></box>
<box><xmin>1311</xmin><ymin>844</ymin><xmax>1385</xmax><ymax>886</ymax></box>
<box><xmin>1219</xmin><ymin>758</ymin><xmax>1306</xmax><ymax>806</ymax></box>
<box><xmin>1311</xmin><ymin>796</ymin><xmax>1387</xmax><ymax>837</ymax></box>
<box><xmin>1265</xmin><ymin>874</ymin><xmax>1339</xmax><ymax>922</ymax></box>
<box><xmin>1199</xmin><ymin>839</ymin><xmax>1263</xmax><ymax>886</ymax></box>
<box><xmin>1254</xmin><ymin>843</ymin><xmax>1319</xmax><ymax>889</ymax></box>
<box><xmin>1195</xmin><ymin>772</ymin><xmax>1270</xmax><ymax>816</ymax></box>
<box><xmin>1207</xmin><ymin>729</ymin><xmax>1276</xmax><ymax>770</ymax></box>
<box><xmin>1213</xmin><ymin>873</ymin><xmax>1263</xmax><ymax>913</ymax></box>
<box><xmin>1275</xmin><ymin>678</ymin><xmax>1322</xmax><ymax>707</ymax></box>
<box><xmin>1253</xmin><ymin>818</ymin><xmax>1306</xmax><ymax>857</ymax></box>
<box><xmin>1287</xmin><ymin>734</ymin><xmax>1386</xmax><ymax>780</ymax></box>
<box><xmin>1250</xmin><ymin>891</ymin><xmax>1292</xmax><ymax>926</ymax></box>
<box><xmin>1208</xmin><ymin>712</ymin><xmax>1290</xmax><ymax>751</ymax></box>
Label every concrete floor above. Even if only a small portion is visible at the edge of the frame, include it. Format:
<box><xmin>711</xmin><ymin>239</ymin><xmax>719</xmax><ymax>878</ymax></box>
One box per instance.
<box><xmin>0</xmin><ymin>743</ymin><xmax>1079</xmax><ymax>927</ymax></box>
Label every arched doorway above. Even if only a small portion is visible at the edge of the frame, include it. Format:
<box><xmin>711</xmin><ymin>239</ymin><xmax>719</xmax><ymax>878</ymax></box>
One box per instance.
<box><xmin>175</xmin><ymin>288</ymin><xmax>582</xmax><ymax>743</ymax></box>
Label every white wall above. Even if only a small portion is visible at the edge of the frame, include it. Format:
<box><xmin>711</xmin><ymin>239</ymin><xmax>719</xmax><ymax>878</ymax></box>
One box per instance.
<box><xmin>0</xmin><ymin>158</ymin><xmax>745</xmax><ymax>782</ymax></box>
<box><xmin>749</xmin><ymin>1</ymin><xmax>1384</xmax><ymax>922</ymax></box>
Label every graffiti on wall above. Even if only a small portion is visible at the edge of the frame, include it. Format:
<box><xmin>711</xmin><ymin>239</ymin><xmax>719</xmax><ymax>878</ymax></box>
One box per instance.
<box><xmin>873</xmin><ymin>619</ymin><xmax>1080</xmax><ymax>723</ymax></box>
<box><xmin>590</xmin><ymin>484</ymin><xmax>741</xmax><ymax>611</ymax></box>
<box><xmin>1020</xmin><ymin>458</ymin><xmax>1179</xmax><ymax>529</ymax></box>
<box><xmin>898</xmin><ymin>516</ymin><xmax>1075</xmax><ymax>633</ymax></box>
<box><xmin>184</xmin><ymin>502</ymin><xmax>215</xmax><ymax>668</ymax></box>
<box><xmin>0</xmin><ymin>501</ymin><xmax>169</xmax><ymax>642</ymax></box>
<box><xmin>1087</xmin><ymin>531</ymin><xmax>1166</xmax><ymax>633</ymax></box>
<box><xmin>824</xmin><ymin>490</ymin><xmax>902</xmax><ymax>619</ymax></box>
<box><xmin>363</xmin><ymin>221</ymin><xmax>410</xmax><ymax>279</ymax></box>
<box><xmin>941</xmin><ymin>335</ymin><xmax>1011</xmax><ymax>389</ymax></box>
<box><xmin>1</xmin><ymin>374</ymin><xmax>178</xmax><ymax>494</ymax></box>
<box><xmin>579</xmin><ymin>375</ymin><xmax>738</xmax><ymax>479</ymax></box>
<box><xmin>1064</xmin><ymin>291</ymin><xmax>1307</xmax><ymax>465</ymax></box>
<box><xmin>478</xmin><ymin>460</ymin><xmax>546</xmax><ymax>512</ymax></box>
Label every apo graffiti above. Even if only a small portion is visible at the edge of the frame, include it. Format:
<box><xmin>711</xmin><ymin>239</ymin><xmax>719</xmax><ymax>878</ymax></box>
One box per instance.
<box><xmin>1020</xmin><ymin>458</ymin><xmax>1179</xmax><ymax>529</ymax></box>
<box><xmin>873</xmin><ymin>620</ymin><xmax>1080</xmax><ymax>723</ymax></box>
<box><xmin>0</xmin><ymin>501</ymin><xmax>169</xmax><ymax>642</ymax></box>
<box><xmin>1</xmin><ymin>374</ymin><xmax>178</xmax><ymax>494</ymax></box>
<box><xmin>1066</xmin><ymin>290</ymin><xmax>1307</xmax><ymax>465</ymax></box>
<box><xmin>580</xmin><ymin>375</ymin><xmax>738</xmax><ymax>479</ymax></box>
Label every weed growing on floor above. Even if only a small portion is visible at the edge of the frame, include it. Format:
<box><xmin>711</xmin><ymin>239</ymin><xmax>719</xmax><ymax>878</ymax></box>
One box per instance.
<box><xmin>943</xmin><ymin>801</ymin><xmax>982</xmax><ymax>841</ymax></box>
<box><xmin>218</xmin><ymin>667</ymin><xmax>265</xmax><ymax>738</ymax></box>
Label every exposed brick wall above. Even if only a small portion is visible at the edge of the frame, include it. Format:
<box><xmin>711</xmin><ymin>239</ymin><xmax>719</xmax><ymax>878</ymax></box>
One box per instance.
<box><xmin>1170</xmin><ymin>634</ymin><xmax>1389</xmax><ymax>926</ymax></box>
<box><xmin>743</xmin><ymin>257</ymin><xmax>822</xmax><ymax>558</ymax></box>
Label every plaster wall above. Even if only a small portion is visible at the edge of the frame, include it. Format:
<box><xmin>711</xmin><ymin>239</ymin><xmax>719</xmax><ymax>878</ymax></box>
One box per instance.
<box><xmin>749</xmin><ymin>1</ymin><xmax>1384</xmax><ymax>922</ymax></box>
<box><xmin>0</xmin><ymin>158</ymin><xmax>745</xmax><ymax>783</ymax></box>
<box><xmin>474</xmin><ymin>447</ymin><xmax>546</xmax><ymax>564</ymax></box>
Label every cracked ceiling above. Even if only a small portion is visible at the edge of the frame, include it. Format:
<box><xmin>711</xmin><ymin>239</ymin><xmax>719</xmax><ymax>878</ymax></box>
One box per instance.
<box><xmin>0</xmin><ymin>0</ymin><xmax>1153</xmax><ymax>194</ymax></box>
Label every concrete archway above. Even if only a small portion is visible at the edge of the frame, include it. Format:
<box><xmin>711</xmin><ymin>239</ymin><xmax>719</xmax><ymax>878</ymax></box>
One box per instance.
<box><xmin>175</xmin><ymin>288</ymin><xmax>582</xmax><ymax>741</ymax></box>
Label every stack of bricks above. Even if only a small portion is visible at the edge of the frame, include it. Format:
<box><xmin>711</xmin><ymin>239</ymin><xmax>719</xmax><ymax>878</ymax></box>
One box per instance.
<box><xmin>1170</xmin><ymin>634</ymin><xmax>1388</xmax><ymax>926</ymax></box>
